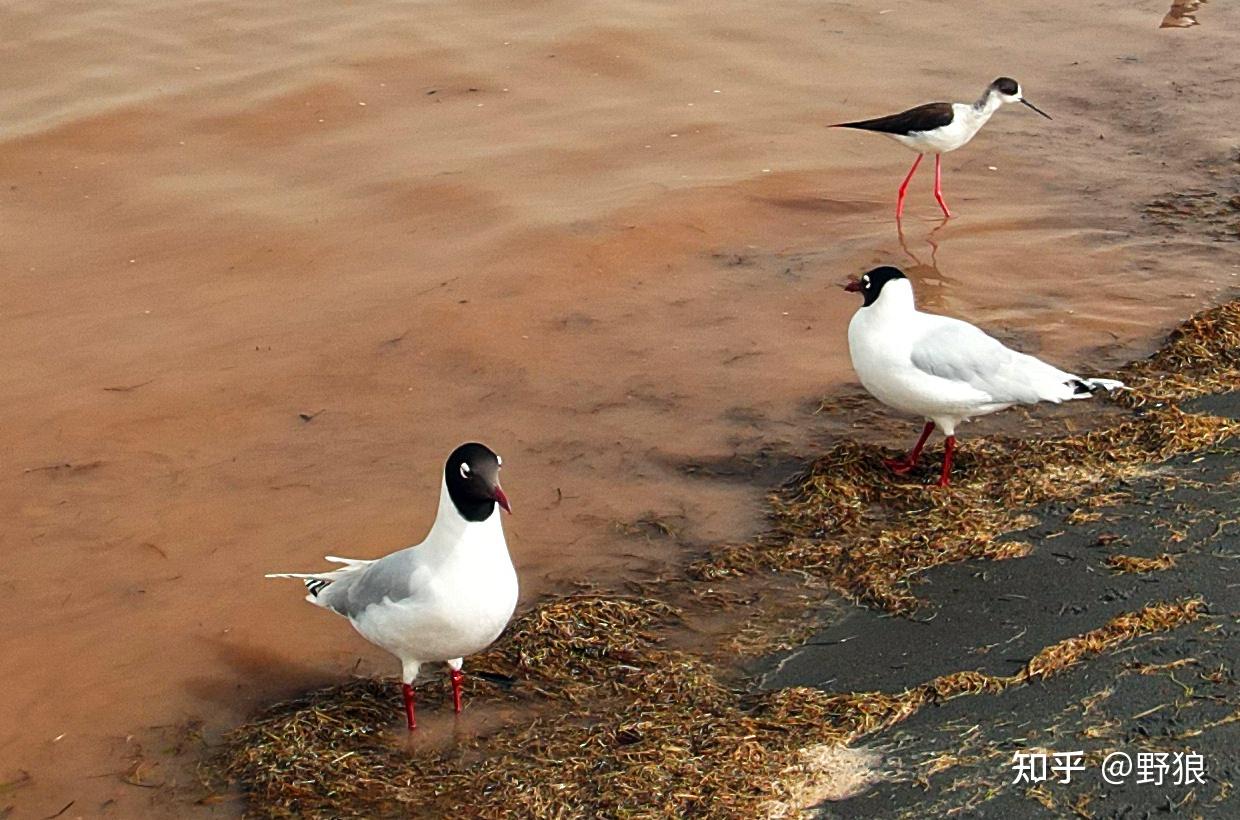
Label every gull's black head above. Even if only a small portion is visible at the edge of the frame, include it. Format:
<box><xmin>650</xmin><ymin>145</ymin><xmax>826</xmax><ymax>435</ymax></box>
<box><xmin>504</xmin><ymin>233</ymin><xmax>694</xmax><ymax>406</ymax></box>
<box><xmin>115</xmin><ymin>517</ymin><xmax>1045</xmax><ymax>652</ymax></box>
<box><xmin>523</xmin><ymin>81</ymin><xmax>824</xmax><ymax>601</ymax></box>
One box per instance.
<box><xmin>843</xmin><ymin>266</ymin><xmax>907</xmax><ymax>307</ymax></box>
<box><xmin>444</xmin><ymin>442</ymin><xmax>511</xmax><ymax>522</ymax></box>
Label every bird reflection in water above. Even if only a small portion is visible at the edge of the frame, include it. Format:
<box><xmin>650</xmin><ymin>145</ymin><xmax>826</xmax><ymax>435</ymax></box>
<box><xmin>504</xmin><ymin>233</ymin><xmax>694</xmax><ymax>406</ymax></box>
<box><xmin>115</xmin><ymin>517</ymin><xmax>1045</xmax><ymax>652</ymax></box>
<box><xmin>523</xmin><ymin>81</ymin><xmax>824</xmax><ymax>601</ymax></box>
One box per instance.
<box><xmin>897</xmin><ymin>217</ymin><xmax>956</xmax><ymax>313</ymax></box>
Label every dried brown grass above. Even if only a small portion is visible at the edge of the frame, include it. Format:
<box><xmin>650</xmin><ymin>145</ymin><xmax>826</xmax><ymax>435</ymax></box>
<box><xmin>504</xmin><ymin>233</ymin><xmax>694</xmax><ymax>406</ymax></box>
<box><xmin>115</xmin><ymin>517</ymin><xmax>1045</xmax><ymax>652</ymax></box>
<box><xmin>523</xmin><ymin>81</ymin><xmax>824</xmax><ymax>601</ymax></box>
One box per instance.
<box><xmin>1115</xmin><ymin>298</ymin><xmax>1240</xmax><ymax>407</ymax></box>
<box><xmin>1106</xmin><ymin>553</ymin><xmax>1179</xmax><ymax>574</ymax></box>
<box><xmin>210</xmin><ymin>597</ymin><xmax>1204</xmax><ymax>818</ymax></box>
<box><xmin>690</xmin><ymin>406</ymin><xmax>1236</xmax><ymax>612</ymax></box>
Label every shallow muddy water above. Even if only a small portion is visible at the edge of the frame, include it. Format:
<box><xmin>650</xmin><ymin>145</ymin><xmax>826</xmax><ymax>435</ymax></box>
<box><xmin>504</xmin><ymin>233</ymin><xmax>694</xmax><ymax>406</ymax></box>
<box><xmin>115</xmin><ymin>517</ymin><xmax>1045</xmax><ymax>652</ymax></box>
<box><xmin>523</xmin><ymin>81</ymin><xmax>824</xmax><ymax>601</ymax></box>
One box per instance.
<box><xmin>2</xmin><ymin>0</ymin><xmax>1238</xmax><ymax>815</ymax></box>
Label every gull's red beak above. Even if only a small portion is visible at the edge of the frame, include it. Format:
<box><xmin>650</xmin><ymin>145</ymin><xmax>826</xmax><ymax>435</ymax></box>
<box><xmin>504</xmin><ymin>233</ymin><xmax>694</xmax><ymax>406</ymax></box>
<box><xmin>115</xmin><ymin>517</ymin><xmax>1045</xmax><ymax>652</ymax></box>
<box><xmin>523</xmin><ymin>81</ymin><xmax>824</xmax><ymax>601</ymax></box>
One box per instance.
<box><xmin>493</xmin><ymin>485</ymin><xmax>512</xmax><ymax>514</ymax></box>
<box><xmin>843</xmin><ymin>279</ymin><xmax>863</xmax><ymax>292</ymax></box>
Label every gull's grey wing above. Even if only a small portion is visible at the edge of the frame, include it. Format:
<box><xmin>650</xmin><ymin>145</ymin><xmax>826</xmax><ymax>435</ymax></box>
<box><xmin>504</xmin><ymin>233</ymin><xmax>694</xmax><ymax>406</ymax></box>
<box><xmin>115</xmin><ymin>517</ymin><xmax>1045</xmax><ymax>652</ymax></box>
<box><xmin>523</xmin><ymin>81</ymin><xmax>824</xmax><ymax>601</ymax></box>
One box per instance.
<box><xmin>319</xmin><ymin>548</ymin><xmax>432</xmax><ymax>619</ymax></box>
<box><xmin>909</xmin><ymin>318</ymin><xmax>1060</xmax><ymax>405</ymax></box>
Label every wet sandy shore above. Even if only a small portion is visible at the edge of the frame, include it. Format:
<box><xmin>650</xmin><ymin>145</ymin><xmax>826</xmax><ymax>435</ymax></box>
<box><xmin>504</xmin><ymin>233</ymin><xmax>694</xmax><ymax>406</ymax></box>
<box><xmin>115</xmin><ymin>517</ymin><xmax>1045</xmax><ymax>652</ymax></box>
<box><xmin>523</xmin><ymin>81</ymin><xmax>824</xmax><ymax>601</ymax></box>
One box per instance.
<box><xmin>3</xmin><ymin>0</ymin><xmax>1240</xmax><ymax>816</ymax></box>
<box><xmin>776</xmin><ymin>393</ymin><xmax>1239</xmax><ymax>818</ymax></box>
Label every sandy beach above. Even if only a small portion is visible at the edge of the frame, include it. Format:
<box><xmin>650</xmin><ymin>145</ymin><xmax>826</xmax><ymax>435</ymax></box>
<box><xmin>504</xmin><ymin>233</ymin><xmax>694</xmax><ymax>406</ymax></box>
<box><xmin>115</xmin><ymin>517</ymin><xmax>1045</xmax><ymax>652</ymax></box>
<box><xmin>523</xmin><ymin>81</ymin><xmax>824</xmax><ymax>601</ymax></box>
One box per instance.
<box><xmin>2</xmin><ymin>0</ymin><xmax>1238</xmax><ymax>816</ymax></box>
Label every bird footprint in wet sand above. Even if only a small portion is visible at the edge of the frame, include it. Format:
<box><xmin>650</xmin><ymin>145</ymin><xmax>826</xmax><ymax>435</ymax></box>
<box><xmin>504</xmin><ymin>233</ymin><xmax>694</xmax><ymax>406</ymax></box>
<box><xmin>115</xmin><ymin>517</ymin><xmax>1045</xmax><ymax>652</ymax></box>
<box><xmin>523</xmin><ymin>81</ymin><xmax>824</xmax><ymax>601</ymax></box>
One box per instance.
<box><xmin>268</xmin><ymin>442</ymin><xmax>517</xmax><ymax>730</ymax></box>
<box><xmin>844</xmin><ymin>266</ymin><xmax>1125</xmax><ymax>487</ymax></box>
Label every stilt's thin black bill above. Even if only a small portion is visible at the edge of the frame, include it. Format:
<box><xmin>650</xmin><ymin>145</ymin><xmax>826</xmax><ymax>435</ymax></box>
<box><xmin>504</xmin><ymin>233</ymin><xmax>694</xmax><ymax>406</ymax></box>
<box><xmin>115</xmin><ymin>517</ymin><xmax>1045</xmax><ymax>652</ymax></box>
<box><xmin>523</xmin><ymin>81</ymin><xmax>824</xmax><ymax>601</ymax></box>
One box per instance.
<box><xmin>1021</xmin><ymin>99</ymin><xmax>1052</xmax><ymax>120</ymax></box>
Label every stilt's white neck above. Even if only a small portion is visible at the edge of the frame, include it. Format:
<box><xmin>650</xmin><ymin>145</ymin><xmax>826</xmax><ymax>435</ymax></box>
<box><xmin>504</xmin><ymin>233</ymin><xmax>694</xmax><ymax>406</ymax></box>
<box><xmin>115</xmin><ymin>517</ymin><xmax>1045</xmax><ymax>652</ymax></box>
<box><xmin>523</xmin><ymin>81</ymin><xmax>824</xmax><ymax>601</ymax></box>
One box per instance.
<box><xmin>971</xmin><ymin>89</ymin><xmax>1004</xmax><ymax>119</ymax></box>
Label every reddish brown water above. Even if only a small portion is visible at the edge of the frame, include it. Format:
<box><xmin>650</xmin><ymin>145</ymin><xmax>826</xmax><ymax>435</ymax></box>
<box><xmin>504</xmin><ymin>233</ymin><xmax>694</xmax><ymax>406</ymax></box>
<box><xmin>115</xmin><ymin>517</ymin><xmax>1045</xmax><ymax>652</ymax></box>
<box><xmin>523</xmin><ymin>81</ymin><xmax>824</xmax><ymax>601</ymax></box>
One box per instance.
<box><xmin>2</xmin><ymin>0</ymin><xmax>1238</xmax><ymax>815</ymax></box>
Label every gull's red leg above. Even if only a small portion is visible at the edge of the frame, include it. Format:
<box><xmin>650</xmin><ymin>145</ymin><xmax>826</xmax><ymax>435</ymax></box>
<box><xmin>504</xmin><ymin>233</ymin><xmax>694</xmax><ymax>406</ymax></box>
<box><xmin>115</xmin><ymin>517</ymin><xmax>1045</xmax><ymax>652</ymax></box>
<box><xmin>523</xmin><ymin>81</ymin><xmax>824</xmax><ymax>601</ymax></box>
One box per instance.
<box><xmin>885</xmin><ymin>421</ymin><xmax>935</xmax><ymax>474</ymax></box>
<box><xmin>896</xmin><ymin>154</ymin><xmax>923</xmax><ymax>218</ymax></box>
<box><xmin>401</xmin><ymin>683</ymin><xmax>417</xmax><ymax>731</ymax></box>
<box><xmin>450</xmin><ymin>669</ymin><xmax>464</xmax><ymax>714</ymax></box>
<box><xmin>937</xmin><ymin>435</ymin><xmax>956</xmax><ymax>487</ymax></box>
<box><xmin>933</xmin><ymin>154</ymin><xmax>952</xmax><ymax>218</ymax></box>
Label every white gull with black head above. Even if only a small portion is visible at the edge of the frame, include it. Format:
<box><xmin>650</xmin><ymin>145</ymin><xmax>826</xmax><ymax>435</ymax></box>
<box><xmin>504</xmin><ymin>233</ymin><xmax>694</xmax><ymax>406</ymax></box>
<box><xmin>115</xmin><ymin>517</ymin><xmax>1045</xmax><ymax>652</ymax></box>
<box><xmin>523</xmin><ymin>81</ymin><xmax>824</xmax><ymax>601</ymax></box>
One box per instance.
<box><xmin>267</xmin><ymin>442</ymin><xmax>517</xmax><ymax>726</ymax></box>
<box><xmin>844</xmin><ymin>267</ymin><xmax>1124</xmax><ymax>484</ymax></box>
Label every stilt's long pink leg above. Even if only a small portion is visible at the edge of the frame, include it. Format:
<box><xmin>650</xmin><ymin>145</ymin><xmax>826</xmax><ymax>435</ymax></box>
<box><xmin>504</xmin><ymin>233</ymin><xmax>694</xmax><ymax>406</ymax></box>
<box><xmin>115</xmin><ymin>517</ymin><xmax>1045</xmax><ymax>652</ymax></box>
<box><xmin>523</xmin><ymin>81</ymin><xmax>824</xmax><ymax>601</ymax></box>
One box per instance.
<box><xmin>896</xmin><ymin>154</ymin><xmax>924</xmax><ymax>218</ymax></box>
<box><xmin>937</xmin><ymin>435</ymin><xmax>956</xmax><ymax>487</ymax></box>
<box><xmin>402</xmin><ymin>683</ymin><xmax>417</xmax><ymax>731</ymax></box>
<box><xmin>884</xmin><ymin>421</ymin><xmax>935</xmax><ymax>474</ymax></box>
<box><xmin>933</xmin><ymin>154</ymin><xmax>952</xmax><ymax>218</ymax></box>
<box><xmin>450</xmin><ymin>669</ymin><xmax>465</xmax><ymax>714</ymax></box>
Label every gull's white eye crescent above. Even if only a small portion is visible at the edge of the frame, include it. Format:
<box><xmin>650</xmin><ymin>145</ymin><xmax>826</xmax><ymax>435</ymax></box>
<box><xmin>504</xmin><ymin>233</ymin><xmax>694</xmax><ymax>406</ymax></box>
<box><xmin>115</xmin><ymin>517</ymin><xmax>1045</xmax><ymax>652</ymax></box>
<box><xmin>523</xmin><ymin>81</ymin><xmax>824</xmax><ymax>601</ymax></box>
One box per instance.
<box><xmin>496</xmin><ymin>455</ymin><xmax>503</xmax><ymax>467</ymax></box>
<box><xmin>460</xmin><ymin>463</ymin><xmax>471</xmax><ymax>478</ymax></box>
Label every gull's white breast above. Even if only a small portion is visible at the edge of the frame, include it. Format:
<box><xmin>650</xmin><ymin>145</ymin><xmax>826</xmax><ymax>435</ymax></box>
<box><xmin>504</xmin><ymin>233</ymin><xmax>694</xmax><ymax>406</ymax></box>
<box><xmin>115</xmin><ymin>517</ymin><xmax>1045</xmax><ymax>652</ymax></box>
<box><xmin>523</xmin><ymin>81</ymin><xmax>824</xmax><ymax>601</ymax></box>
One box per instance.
<box><xmin>349</xmin><ymin>513</ymin><xmax>518</xmax><ymax>665</ymax></box>
<box><xmin>848</xmin><ymin>303</ymin><xmax>997</xmax><ymax>421</ymax></box>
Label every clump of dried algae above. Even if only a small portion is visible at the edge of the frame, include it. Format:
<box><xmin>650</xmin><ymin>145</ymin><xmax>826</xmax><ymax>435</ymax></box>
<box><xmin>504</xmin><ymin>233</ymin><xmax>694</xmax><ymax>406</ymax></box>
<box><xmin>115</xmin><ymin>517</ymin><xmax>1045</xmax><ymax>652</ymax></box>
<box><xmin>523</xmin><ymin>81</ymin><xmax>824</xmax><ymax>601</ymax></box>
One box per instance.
<box><xmin>208</xmin><ymin>300</ymin><xmax>1238</xmax><ymax>818</ymax></box>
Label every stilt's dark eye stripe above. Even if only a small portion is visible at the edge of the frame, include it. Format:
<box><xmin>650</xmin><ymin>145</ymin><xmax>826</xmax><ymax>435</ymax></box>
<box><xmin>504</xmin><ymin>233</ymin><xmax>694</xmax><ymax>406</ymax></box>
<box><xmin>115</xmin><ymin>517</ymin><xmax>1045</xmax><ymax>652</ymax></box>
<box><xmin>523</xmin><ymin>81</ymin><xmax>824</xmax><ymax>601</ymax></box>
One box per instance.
<box><xmin>994</xmin><ymin>77</ymin><xmax>1019</xmax><ymax>96</ymax></box>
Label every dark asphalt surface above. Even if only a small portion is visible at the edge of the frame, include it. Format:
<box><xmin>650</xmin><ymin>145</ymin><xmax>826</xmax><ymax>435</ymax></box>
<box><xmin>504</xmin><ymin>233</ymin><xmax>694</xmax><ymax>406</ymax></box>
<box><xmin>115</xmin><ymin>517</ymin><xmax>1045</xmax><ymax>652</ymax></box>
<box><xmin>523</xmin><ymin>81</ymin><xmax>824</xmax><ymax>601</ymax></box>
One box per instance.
<box><xmin>766</xmin><ymin>394</ymin><xmax>1240</xmax><ymax>819</ymax></box>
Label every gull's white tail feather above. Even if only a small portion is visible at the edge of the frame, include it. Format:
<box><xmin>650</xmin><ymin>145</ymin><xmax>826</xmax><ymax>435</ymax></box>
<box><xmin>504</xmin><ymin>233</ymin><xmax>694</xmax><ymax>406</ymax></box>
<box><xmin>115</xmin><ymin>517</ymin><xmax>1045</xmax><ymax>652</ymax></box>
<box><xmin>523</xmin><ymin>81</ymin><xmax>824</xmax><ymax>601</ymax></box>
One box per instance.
<box><xmin>324</xmin><ymin>556</ymin><xmax>372</xmax><ymax>566</ymax></box>
<box><xmin>266</xmin><ymin>557</ymin><xmax>372</xmax><ymax>605</ymax></box>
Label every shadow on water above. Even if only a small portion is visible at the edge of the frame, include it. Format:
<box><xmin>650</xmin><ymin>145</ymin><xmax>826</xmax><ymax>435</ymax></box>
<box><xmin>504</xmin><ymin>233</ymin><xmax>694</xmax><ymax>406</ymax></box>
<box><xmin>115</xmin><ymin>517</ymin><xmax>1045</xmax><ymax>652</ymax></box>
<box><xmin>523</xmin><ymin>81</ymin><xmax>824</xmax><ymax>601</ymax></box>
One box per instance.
<box><xmin>757</xmin><ymin>194</ymin><xmax>883</xmax><ymax>216</ymax></box>
<box><xmin>183</xmin><ymin>636</ymin><xmax>339</xmax><ymax>709</ymax></box>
